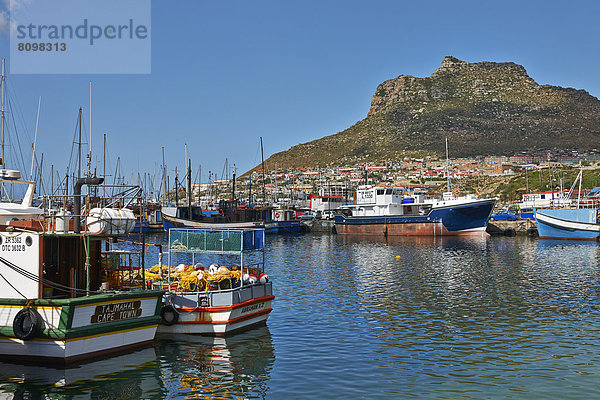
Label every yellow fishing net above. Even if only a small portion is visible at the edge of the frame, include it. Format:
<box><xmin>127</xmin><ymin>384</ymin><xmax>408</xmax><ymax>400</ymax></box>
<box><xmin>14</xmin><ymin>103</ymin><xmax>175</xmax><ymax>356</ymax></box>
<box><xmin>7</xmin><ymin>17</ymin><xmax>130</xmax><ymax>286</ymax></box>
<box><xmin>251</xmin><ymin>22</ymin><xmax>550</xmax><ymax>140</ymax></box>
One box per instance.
<box><xmin>144</xmin><ymin>264</ymin><xmax>242</xmax><ymax>292</ymax></box>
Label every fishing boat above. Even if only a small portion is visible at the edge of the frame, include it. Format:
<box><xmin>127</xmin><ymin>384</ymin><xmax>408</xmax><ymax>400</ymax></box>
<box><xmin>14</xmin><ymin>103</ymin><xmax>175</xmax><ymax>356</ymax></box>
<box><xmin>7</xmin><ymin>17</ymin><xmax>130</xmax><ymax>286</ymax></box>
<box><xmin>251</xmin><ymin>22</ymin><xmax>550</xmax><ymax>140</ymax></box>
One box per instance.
<box><xmin>534</xmin><ymin>169</ymin><xmax>600</xmax><ymax>240</ymax></box>
<box><xmin>265</xmin><ymin>208</ymin><xmax>300</xmax><ymax>233</ymax></box>
<box><xmin>0</xmin><ymin>177</ymin><xmax>163</xmax><ymax>364</ymax></box>
<box><xmin>535</xmin><ymin>208</ymin><xmax>600</xmax><ymax>240</ymax></box>
<box><xmin>334</xmin><ymin>186</ymin><xmax>496</xmax><ymax>236</ymax></box>
<box><xmin>161</xmin><ymin>200</ymin><xmax>269</xmax><ymax>230</ymax></box>
<box><xmin>150</xmin><ymin>228</ymin><xmax>274</xmax><ymax>335</ymax></box>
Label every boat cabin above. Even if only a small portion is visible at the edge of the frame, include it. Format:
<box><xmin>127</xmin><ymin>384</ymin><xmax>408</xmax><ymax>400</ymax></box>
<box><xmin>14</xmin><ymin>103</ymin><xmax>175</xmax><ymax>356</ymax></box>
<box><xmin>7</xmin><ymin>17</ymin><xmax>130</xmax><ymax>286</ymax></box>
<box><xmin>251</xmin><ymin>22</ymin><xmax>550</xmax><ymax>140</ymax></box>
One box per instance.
<box><xmin>343</xmin><ymin>186</ymin><xmax>432</xmax><ymax>217</ymax></box>
<box><xmin>0</xmin><ymin>226</ymin><xmax>141</xmax><ymax>300</ymax></box>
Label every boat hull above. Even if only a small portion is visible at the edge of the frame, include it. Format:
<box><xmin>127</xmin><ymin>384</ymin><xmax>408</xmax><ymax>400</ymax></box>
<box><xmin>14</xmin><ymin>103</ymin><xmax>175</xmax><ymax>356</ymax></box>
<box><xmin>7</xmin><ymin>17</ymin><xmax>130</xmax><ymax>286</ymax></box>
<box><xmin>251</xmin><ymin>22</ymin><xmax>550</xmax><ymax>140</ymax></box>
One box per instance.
<box><xmin>0</xmin><ymin>291</ymin><xmax>163</xmax><ymax>364</ymax></box>
<box><xmin>535</xmin><ymin>208</ymin><xmax>600</xmax><ymax>240</ymax></box>
<box><xmin>335</xmin><ymin>200</ymin><xmax>494</xmax><ymax>237</ymax></box>
<box><xmin>162</xmin><ymin>213</ymin><xmax>263</xmax><ymax>231</ymax></box>
<box><xmin>264</xmin><ymin>220</ymin><xmax>301</xmax><ymax>234</ymax></box>
<box><xmin>158</xmin><ymin>283</ymin><xmax>274</xmax><ymax>336</ymax></box>
<box><xmin>132</xmin><ymin>220</ymin><xmax>150</xmax><ymax>233</ymax></box>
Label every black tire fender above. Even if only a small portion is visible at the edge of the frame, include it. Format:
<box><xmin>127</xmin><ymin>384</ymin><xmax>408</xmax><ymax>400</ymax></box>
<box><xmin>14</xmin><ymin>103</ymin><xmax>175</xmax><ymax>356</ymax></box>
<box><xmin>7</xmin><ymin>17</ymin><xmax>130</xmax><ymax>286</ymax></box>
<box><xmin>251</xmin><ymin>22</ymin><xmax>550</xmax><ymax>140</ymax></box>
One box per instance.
<box><xmin>160</xmin><ymin>304</ymin><xmax>179</xmax><ymax>326</ymax></box>
<box><xmin>13</xmin><ymin>308</ymin><xmax>42</xmax><ymax>341</ymax></box>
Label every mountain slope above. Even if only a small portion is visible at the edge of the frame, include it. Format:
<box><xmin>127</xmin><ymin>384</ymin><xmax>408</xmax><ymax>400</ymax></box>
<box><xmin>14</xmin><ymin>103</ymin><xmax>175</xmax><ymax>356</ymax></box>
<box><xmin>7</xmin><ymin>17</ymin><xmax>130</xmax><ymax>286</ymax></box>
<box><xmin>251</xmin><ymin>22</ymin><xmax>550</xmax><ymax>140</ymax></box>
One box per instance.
<box><xmin>254</xmin><ymin>56</ymin><xmax>600</xmax><ymax>172</ymax></box>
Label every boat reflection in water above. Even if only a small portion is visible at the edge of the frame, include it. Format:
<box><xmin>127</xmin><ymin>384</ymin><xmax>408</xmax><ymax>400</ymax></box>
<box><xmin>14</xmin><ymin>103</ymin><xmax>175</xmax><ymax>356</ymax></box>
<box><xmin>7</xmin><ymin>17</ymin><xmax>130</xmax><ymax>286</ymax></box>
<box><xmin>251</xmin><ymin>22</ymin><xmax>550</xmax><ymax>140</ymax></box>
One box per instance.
<box><xmin>155</xmin><ymin>325</ymin><xmax>274</xmax><ymax>398</ymax></box>
<box><xmin>0</xmin><ymin>347</ymin><xmax>164</xmax><ymax>399</ymax></box>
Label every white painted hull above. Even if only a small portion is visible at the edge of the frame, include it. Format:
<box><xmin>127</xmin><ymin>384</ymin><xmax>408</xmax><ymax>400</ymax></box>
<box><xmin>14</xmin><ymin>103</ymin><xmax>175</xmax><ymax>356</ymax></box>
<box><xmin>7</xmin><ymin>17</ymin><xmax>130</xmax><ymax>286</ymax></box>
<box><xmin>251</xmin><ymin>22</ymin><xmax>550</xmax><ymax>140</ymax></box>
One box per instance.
<box><xmin>0</xmin><ymin>292</ymin><xmax>163</xmax><ymax>363</ymax></box>
<box><xmin>0</xmin><ymin>325</ymin><xmax>157</xmax><ymax>362</ymax></box>
<box><xmin>157</xmin><ymin>298</ymin><xmax>273</xmax><ymax>335</ymax></box>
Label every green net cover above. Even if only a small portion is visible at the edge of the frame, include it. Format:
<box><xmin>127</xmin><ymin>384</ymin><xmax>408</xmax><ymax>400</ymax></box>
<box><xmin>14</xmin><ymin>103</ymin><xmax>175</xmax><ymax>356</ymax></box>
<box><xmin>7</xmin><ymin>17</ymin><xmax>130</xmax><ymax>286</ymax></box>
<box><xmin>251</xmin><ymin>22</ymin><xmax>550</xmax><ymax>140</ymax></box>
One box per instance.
<box><xmin>168</xmin><ymin>229</ymin><xmax>264</xmax><ymax>254</ymax></box>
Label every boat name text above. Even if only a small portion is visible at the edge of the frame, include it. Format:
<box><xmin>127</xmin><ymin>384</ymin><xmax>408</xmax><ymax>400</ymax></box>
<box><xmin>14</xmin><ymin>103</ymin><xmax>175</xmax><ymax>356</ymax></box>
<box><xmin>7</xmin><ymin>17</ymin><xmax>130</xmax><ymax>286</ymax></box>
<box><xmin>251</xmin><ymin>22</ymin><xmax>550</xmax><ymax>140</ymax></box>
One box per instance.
<box><xmin>91</xmin><ymin>300</ymin><xmax>142</xmax><ymax>323</ymax></box>
<box><xmin>240</xmin><ymin>302</ymin><xmax>265</xmax><ymax>314</ymax></box>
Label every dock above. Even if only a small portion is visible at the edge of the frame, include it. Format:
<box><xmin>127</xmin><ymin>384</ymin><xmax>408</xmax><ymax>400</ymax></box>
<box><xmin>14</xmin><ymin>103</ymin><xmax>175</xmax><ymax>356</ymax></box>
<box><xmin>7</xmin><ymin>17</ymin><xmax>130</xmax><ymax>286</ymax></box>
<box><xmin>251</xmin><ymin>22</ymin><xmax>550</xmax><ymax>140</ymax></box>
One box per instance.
<box><xmin>487</xmin><ymin>220</ymin><xmax>538</xmax><ymax>237</ymax></box>
<box><xmin>301</xmin><ymin>220</ymin><xmax>336</xmax><ymax>233</ymax></box>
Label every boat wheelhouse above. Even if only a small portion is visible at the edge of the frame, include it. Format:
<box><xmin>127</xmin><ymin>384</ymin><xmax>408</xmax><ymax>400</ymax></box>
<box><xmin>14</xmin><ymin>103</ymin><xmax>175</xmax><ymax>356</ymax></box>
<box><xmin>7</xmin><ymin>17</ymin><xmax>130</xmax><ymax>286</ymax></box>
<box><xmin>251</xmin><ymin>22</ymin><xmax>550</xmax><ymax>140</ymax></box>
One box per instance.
<box><xmin>335</xmin><ymin>186</ymin><xmax>495</xmax><ymax>236</ymax></box>
<box><xmin>154</xmin><ymin>228</ymin><xmax>274</xmax><ymax>335</ymax></box>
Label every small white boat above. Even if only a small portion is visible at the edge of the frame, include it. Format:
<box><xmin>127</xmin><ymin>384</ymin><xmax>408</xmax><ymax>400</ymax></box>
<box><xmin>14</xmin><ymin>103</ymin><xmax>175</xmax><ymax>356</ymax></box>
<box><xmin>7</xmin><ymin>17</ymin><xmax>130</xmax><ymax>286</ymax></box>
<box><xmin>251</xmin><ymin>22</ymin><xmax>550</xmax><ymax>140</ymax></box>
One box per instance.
<box><xmin>154</xmin><ymin>228</ymin><xmax>274</xmax><ymax>336</ymax></box>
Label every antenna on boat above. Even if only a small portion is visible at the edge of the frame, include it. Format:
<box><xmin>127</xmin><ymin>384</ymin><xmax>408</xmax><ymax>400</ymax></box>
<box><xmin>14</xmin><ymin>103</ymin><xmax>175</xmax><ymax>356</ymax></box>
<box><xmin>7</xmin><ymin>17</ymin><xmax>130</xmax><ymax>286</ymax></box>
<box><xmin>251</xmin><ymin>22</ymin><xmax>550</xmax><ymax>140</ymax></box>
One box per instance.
<box><xmin>445</xmin><ymin>136</ymin><xmax>451</xmax><ymax>193</ymax></box>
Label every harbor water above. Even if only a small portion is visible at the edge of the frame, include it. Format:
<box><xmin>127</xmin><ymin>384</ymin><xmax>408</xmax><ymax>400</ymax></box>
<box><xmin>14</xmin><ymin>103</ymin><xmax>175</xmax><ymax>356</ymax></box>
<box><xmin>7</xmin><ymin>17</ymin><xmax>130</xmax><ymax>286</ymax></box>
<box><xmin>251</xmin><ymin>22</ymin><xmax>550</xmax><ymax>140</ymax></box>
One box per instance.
<box><xmin>2</xmin><ymin>233</ymin><xmax>600</xmax><ymax>399</ymax></box>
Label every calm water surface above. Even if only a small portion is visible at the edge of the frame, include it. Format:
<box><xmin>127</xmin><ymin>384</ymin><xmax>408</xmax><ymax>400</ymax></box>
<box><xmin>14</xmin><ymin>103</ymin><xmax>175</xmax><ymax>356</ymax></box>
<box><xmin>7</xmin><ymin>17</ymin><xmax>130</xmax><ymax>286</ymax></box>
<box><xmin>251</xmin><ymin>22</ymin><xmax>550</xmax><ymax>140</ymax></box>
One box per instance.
<box><xmin>2</xmin><ymin>234</ymin><xmax>600</xmax><ymax>399</ymax></box>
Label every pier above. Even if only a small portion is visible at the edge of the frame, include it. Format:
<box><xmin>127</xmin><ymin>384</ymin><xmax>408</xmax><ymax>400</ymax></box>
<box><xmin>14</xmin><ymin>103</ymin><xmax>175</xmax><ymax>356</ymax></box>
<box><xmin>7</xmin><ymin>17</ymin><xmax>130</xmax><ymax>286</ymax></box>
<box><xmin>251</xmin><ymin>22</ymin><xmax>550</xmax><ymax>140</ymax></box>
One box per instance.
<box><xmin>487</xmin><ymin>220</ymin><xmax>538</xmax><ymax>237</ymax></box>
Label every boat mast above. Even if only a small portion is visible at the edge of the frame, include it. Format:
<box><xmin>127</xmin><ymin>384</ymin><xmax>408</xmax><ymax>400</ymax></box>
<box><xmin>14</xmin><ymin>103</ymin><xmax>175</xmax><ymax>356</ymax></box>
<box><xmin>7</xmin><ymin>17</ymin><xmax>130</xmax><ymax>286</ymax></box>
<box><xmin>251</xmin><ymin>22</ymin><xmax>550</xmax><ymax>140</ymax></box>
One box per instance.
<box><xmin>445</xmin><ymin>137</ymin><xmax>451</xmax><ymax>193</ymax></box>
<box><xmin>161</xmin><ymin>146</ymin><xmax>166</xmax><ymax>204</ymax></box>
<box><xmin>103</xmin><ymin>133</ymin><xmax>106</xmax><ymax>201</ymax></box>
<box><xmin>232</xmin><ymin>164</ymin><xmax>236</xmax><ymax>200</ymax></box>
<box><xmin>187</xmin><ymin>158</ymin><xmax>192</xmax><ymax>219</ymax></box>
<box><xmin>78</xmin><ymin>108</ymin><xmax>82</xmax><ymax>181</ymax></box>
<box><xmin>577</xmin><ymin>167</ymin><xmax>583</xmax><ymax>209</ymax></box>
<box><xmin>30</xmin><ymin>96</ymin><xmax>41</xmax><ymax>180</ymax></box>
<box><xmin>1</xmin><ymin>58</ymin><xmax>5</xmax><ymax>172</ymax></box>
<box><xmin>260</xmin><ymin>137</ymin><xmax>266</xmax><ymax>205</ymax></box>
<box><xmin>174</xmin><ymin>166</ymin><xmax>178</xmax><ymax>205</ymax></box>
<box><xmin>248</xmin><ymin>172</ymin><xmax>252</xmax><ymax>205</ymax></box>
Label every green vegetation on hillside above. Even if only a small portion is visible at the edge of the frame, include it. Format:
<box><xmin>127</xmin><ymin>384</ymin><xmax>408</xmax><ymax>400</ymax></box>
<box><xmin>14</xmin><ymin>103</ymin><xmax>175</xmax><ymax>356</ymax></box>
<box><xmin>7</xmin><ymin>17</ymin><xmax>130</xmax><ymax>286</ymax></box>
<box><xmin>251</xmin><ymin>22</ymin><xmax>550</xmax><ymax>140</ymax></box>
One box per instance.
<box><xmin>249</xmin><ymin>56</ymin><xmax>600</xmax><ymax>174</ymax></box>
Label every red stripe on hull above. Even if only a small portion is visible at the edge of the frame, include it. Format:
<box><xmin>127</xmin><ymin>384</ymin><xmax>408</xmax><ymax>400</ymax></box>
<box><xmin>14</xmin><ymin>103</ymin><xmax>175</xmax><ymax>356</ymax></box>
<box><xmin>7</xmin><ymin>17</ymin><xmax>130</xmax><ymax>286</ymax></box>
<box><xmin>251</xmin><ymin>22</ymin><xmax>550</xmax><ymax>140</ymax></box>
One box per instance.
<box><xmin>177</xmin><ymin>295</ymin><xmax>275</xmax><ymax>313</ymax></box>
<box><xmin>179</xmin><ymin>308</ymin><xmax>272</xmax><ymax>325</ymax></box>
<box><xmin>336</xmin><ymin>222</ymin><xmax>488</xmax><ymax>237</ymax></box>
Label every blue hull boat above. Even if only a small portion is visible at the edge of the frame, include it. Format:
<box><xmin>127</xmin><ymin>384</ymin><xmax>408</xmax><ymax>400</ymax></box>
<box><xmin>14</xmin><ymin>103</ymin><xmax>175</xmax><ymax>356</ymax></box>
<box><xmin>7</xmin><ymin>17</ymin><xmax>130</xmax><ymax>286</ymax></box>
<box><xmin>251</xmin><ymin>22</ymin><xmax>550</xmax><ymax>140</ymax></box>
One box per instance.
<box><xmin>535</xmin><ymin>208</ymin><xmax>600</xmax><ymax>240</ymax></box>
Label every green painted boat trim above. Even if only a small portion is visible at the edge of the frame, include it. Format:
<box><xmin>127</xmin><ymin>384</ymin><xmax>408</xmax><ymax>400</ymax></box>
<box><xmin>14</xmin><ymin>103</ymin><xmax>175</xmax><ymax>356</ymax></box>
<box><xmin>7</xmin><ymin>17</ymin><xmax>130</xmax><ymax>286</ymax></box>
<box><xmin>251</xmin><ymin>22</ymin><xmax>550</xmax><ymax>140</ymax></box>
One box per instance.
<box><xmin>58</xmin><ymin>305</ymin><xmax>71</xmax><ymax>330</ymax></box>
<box><xmin>0</xmin><ymin>315</ymin><xmax>160</xmax><ymax>340</ymax></box>
<box><xmin>0</xmin><ymin>290</ymin><xmax>164</xmax><ymax>308</ymax></box>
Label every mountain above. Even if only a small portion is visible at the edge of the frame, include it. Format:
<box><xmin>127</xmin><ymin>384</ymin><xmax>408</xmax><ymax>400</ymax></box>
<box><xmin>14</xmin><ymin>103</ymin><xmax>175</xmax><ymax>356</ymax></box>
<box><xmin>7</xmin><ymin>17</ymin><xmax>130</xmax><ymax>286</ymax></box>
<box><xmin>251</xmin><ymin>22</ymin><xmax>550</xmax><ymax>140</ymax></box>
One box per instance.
<box><xmin>253</xmin><ymin>56</ymin><xmax>600</xmax><ymax>172</ymax></box>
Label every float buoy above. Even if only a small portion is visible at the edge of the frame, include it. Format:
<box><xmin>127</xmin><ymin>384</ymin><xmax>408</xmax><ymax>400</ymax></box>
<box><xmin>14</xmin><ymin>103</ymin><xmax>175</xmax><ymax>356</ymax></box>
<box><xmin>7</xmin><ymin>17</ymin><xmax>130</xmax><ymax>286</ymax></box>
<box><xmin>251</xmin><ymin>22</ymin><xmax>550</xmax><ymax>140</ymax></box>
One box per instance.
<box><xmin>194</xmin><ymin>263</ymin><xmax>205</xmax><ymax>271</ymax></box>
<box><xmin>208</xmin><ymin>264</ymin><xmax>219</xmax><ymax>274</ymax></box>
<box><xmin>259</xmin><ymin>273</ymin><xmax>269</xmax><ymax>284</ymax></box>
<box><xmin>248</xmin><ymin>274</ymin><xmax>257</xmax><ymax>284</ymax></box>
<box><xmin>13</xmin><ymin>308</ymin><xmax>42</xmax><ymax>340</ymax></box>
<box><xmin>160</xmin><ymin>304</ymin><xmax>179</xmax><ymax>326</ymax></box>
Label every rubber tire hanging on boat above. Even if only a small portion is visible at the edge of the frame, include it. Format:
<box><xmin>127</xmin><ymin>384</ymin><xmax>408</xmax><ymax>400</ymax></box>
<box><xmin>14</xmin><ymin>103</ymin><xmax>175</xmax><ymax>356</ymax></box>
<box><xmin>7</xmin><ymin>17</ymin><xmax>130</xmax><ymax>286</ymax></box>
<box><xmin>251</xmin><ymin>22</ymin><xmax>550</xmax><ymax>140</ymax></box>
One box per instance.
<box><xmin>160</xmin><ymin>304</ymin><xmax>179</xmax><ymax>326</ymax></box>
<box><xmin>13</xmin><ymin>308</ymin><xmax>42</xmax><ymax>340</ymax></box>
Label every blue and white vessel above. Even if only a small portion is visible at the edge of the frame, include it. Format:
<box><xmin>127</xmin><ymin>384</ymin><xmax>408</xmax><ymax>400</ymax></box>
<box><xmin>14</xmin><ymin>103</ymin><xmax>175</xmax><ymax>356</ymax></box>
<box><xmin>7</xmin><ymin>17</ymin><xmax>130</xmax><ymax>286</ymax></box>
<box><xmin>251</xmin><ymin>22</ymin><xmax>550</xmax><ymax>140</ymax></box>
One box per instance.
<box><xmin>535</xmin><ymin>209</ymin><xmax>600</xmax><ymax>240</ymax></box>
<box><xmin>335</xmin><ymin>186</ymin><xmax>496</xmax><ymax>237</ymax></box>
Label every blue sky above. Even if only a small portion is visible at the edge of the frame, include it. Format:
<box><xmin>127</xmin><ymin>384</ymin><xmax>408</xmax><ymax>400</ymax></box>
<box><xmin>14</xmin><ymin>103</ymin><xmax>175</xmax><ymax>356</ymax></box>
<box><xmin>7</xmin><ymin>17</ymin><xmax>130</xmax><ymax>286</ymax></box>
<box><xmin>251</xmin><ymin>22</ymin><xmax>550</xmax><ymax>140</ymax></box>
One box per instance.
<box><xmin>0</xmin><ymin>0</ymin><xmax>599</xmax><ymax>192</ymax></box>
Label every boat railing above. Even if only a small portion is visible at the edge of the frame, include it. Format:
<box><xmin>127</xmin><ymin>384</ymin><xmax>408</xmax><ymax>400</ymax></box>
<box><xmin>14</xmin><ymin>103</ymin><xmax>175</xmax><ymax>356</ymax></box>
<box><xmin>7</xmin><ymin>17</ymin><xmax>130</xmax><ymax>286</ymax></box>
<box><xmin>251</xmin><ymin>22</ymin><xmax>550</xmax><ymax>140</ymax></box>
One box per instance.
<box><xmin>170</xmin><ymin>281</ymin><xmax>273</xmax><ymax>308</ymax></box>
<box><xmin>165</xmin><ymin>228</ymin><xmax>267</xmax><ymax>292</ymax></box>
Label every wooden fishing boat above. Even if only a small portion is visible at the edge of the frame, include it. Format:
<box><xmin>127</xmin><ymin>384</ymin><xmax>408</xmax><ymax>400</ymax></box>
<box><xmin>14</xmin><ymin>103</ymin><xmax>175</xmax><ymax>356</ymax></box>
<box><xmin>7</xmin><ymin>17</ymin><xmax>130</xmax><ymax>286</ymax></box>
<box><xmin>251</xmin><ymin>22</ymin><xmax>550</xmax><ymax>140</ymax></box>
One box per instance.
<box><xmin>0</xmin><ymin>177</ymin><xmax>163</xmax><ymax>364</ymax></box>
<box><xmin>152</xmin><ymin>228</ymin><xmax>274</xmax><ymax>336</ymax></box>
